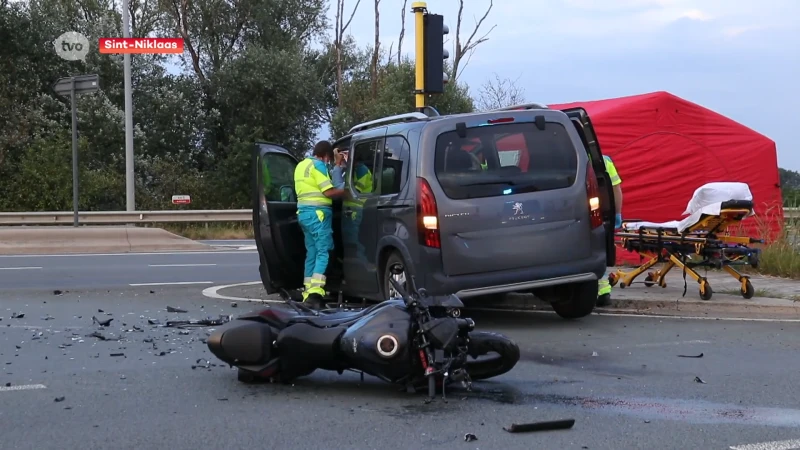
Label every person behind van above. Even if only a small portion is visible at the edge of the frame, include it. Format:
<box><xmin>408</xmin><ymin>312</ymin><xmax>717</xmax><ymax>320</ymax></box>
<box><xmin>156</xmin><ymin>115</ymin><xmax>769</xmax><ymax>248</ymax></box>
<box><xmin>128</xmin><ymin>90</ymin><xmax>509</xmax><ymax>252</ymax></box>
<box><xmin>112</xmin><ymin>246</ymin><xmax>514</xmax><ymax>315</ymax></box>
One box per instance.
<box><xmin>597</xmin><ymin>154</ymin><xmax>623</xmax><ymax>307</ymax></box>
<box><xmin>294</xmin><ymin>140</ymin><xmax>347</xmax><ymax>309</ymax></box>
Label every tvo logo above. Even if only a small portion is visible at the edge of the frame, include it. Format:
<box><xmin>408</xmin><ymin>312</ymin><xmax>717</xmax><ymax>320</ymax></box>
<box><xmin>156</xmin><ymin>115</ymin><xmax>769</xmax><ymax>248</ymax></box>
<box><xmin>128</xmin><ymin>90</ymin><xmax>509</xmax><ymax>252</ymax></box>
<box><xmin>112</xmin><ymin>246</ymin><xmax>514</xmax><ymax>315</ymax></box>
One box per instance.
<box><xmin>54</xmin><ymin>31</ymin><xmax>90</xmax><ymax>61</ymax></box>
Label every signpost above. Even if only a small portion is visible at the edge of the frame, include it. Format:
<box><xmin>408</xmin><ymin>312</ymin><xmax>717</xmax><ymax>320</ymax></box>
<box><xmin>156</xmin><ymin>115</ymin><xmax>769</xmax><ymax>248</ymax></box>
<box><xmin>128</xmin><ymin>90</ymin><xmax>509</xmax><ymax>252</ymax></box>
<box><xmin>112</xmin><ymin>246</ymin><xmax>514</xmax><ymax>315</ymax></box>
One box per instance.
<box><xmin>171</xmin><ymin>195</ymin><xmax>191</xmax><ymax>205</ymax></box>
<box><xmin>52</xmin><ymin>74</ymin><xmax>100</xmax><ymax>227</ymax></box>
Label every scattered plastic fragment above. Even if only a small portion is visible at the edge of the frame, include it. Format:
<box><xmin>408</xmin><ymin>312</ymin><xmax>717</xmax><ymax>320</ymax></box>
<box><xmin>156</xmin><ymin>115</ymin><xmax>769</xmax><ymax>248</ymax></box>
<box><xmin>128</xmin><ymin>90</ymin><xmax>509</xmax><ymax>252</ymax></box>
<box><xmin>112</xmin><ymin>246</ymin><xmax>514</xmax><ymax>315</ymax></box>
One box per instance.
<box><xmin>231</xmin><ymin>302</ymin><xmax>238</xmax><ymax>308</ymax></box>
<box><xmin>678</xmin><ymin>353</ymin><xmax>703</xmax><ymax>358</ymax></box>
<box><xmin>218</xmin><ymin>398</ymin><xmax>229</xmax><ymax>401</ymax></box>
<box><xmin>503</xmin><ymin>419</ymin><xmax>575</xmax><ymax>433</ymax></box>
<box><xmin>694</xmin><ymin>376</ymin><xmax>707</xmax><ymax>384</ymax></box>
<box><xmin>165</xmin><ymin>315</ymin><xmax>231</xmax><ymax>328</ymax></box>
<box><xmin>98</xmin><ymin>309</ymin><xmax>104</xmax><ymax>313</ymax></box>
<box><xmin>53</xmin><ymin>290</ymin><xmax>62</xmax><ymax>296</ymax></box>
<box><xmin>591</xmin><ymin>351</ymin><xmax>598</xmax><ymax>357</ymax></box>
<box><xmin>54</xmin><ymin>396</ymin><xmax>65</xmax><ymax>402</ymax></box>
<box><xmin>147</xmin><ymin>319</ymin><xmax>161</xmax><ymax>325</ymax></box>
<box><xmin>92</xmin><ymin>316</ymin><xmax>113</xmax><ymax>327</ymax></box>
<box><xmin>110</xmin><ymin>353</ymin><xmax>125</xmax><ymax>357</ymax></box>
<box><xmin>11</xmin><ymin>313</ymin><xmax>24</xmax><ymax>319</ymax></box>
<box><xmin>41</xmin><ymin>315</ymin><xmax>55</xmax><ymax>321</ymax></box>
<box><xmin>464</xmin><ymin>433</ymin><xmax>477</xmax><ymax>442</ymax></box>
<box><xmin>167</xmin><ymin>306</ymin><xmax>187</xmax><ymax>313</ymax></box>
<box><xmin>88</xmin><ymin>331</ymin><xmax>120</xmax><ymax>341</ymax></box>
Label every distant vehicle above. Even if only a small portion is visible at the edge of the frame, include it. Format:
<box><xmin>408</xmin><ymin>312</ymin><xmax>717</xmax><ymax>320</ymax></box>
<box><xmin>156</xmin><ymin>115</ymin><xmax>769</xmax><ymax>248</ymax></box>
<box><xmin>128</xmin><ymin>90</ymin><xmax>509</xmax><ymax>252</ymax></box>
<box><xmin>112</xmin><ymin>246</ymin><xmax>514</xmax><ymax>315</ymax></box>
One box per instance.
<box><xmin>252</xmin><ymin>104</ymin><xmax>617</xmax><ymax>319</ymax></box>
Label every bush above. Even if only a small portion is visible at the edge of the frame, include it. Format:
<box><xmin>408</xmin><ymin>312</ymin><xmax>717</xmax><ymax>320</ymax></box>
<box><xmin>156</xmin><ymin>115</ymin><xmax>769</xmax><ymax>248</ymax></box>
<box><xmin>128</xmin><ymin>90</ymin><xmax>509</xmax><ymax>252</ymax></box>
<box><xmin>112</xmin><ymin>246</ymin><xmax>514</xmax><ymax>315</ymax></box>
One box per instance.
<box><xmin>745</xmin><ymin>203</ymin><xmax>800</xmax><ymax>279</ymax></box>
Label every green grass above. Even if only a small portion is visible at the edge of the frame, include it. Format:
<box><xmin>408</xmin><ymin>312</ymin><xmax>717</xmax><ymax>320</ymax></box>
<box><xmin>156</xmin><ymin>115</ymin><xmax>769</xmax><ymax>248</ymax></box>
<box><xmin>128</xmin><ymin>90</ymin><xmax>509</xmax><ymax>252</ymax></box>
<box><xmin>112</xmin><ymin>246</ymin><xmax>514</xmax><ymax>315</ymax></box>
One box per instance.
<box><xmin>739</xmin><ymin>202</ymin><xmax>800</xmax><ymax>279</ymax></box>
<box><xmin>143</xmin><ymin>222</ymin><xmax>254</xmax><ymax>240</ymax></box>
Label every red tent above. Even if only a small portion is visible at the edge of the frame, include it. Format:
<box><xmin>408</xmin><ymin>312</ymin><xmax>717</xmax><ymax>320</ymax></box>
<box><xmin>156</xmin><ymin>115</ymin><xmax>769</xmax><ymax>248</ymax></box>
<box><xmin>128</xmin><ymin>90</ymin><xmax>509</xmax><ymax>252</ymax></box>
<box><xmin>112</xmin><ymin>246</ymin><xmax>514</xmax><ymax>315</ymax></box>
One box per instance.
<box><xmin>547</xmin><ymin>91</ymin><xmax>783</xmax><ymax>264</ymax></box>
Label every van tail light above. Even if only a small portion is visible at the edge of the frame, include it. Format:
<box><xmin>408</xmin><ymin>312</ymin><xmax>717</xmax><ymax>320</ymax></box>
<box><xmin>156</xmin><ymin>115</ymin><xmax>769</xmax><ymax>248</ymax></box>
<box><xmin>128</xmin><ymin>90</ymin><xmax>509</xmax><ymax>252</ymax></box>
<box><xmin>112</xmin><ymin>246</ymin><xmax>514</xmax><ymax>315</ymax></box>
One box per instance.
<box><xmin>417</xmin><ymin>177</ymin><xmax>441</xmax><ymax>248</ymax></box>
<box><xmin>586</xmin><ymin>162</ymin><xmax>603</xmax><ymax>229</ymax></box>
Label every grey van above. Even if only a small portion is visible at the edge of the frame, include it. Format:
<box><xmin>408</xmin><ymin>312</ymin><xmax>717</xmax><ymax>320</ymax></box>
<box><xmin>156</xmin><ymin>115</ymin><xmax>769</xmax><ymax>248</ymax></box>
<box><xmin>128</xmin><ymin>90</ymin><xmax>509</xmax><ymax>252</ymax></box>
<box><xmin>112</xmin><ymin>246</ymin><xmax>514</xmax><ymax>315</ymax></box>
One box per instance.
<box><xmin>253</xmin><ymin>105</ymin><xmax>617</xmax><ymax>319</ymax></box>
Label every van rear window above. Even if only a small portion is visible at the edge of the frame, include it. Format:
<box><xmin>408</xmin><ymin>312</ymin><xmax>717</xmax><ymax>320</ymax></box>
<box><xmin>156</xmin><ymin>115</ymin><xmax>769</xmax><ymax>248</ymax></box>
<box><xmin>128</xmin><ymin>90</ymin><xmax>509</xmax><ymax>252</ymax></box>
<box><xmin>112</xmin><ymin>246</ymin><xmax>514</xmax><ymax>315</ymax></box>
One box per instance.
<box><xmin>433</xmin><ymin>121</ymin><xmax>579</xmax><ymax>200</ymax></box>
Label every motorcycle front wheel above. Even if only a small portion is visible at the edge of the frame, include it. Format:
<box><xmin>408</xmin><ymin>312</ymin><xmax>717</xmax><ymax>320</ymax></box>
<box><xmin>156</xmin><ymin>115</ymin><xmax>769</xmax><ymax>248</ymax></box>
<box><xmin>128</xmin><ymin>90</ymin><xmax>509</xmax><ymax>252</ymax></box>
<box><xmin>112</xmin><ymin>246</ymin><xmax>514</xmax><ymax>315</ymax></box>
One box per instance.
<box><xmin>465</xmin><ymin>331</ymin><xmax>521</xmax><ymax>381</ymax></box>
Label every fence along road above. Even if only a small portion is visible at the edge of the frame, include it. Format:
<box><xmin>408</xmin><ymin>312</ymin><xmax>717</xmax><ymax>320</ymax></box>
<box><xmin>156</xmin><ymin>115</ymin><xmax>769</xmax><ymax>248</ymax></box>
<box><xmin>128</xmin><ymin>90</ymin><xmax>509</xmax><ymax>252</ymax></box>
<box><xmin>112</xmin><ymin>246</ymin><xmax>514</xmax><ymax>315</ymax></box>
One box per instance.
<box><xmin>0</xmin><ymin>208</ymin><xmax>796</xmax><ymax>225</ymax></box>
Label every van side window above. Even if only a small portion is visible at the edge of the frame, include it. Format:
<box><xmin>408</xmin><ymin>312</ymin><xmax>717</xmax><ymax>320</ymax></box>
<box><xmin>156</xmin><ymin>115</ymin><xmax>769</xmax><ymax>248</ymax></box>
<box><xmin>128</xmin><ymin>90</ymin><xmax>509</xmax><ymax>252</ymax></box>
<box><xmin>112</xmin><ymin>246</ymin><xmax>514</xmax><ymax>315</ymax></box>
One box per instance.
<box><xmin>261</xmin><ymin>153</ymin><xmax>296</xmax><ymax>202</ymax></box>
<box><xmin>348</xmin><ymin>139</ymin><xmax>380</xmax><ymax>197</ymax></box>
<box><xmin>381</xmin><ymin>136</ymin><xmax>410</xmax><ymax>195</ymax></box>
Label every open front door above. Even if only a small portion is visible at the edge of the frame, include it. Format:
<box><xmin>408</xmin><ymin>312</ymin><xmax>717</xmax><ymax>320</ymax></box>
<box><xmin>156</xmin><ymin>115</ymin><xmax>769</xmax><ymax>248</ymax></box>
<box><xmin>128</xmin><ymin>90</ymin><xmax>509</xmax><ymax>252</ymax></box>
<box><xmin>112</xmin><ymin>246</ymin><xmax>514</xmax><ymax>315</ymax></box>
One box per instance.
<box><xmin>253</xmin><ymin>142</ymin><xmax>305</xmax><ymax>294</ymax></box>
<box><xmin>559</xmin><ymin>108</ymin><xmax>617</xmax><ymax>266</ymax></box>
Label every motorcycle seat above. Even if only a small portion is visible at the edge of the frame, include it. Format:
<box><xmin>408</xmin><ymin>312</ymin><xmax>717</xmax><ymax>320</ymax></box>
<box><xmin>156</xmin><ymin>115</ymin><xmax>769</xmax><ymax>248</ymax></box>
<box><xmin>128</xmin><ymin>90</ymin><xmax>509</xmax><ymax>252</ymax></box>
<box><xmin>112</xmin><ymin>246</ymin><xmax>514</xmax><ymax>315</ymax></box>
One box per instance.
<box><xmin>288</xmin><ymin>309</ymin><xmax>371</xmax><ymax>328</ymax></box>
<box><xmin>287</xmin><ymin>300</ymin><xmax>400</xmax><ymax>328</ymax></box>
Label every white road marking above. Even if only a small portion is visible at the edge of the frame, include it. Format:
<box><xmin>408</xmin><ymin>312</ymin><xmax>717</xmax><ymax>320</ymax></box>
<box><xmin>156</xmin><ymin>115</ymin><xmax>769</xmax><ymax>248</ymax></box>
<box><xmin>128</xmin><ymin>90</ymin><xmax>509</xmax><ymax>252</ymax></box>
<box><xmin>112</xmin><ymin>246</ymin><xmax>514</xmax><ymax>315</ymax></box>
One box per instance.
<box><xmin>730</xmin><ymin>439</ymin><xmax>800</xmax><ymax>450</ymax></box>
<box><xmin>0</xmin><ymin>266</ymin><xmax>42</xmax><ymax>270</ymax></box>
<box><xmin>0</xmin><ymin>384</ymin><xmax>47</xmax><ymax>392</ymax></box>
<box><xmin>0</xmin><ymin>250</ymin><xmax>257</xmax><ymax>258</ymax></box>
<box><xmin>202</xmin><ymin>281</ymin><xmax>283</xmax><ymax>303</ymax></box>
<box><xmin>129</xmin><ymin>281</ymin><xmax>214</xmax><ymax>287</ymax></box>
<box><xmin>199</xmin><ymin>283</ymin><xmax>800</xmax><ymax>323</ymax></box>
<box><xmin>466</xmin><ymin>308</ymin><xmax>800</xmax><ymax>323</ymax></box>
<box><xmin>633</xmin><ymin>339</ymin><xmax>711</xmax><ymax>348</ymax></box>
<box><xmin>148</xmin><ymin>264</ymin><xmax>217</xmax><ymax>267</ymax></box>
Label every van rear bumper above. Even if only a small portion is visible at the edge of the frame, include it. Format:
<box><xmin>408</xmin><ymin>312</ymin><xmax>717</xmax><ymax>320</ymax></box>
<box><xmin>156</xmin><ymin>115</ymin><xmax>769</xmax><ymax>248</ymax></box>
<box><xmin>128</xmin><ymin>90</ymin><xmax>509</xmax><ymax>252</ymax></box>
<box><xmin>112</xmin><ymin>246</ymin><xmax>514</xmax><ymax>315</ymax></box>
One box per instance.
<box><xmin>421</xmin><ymin>249</ymin><xmax>606</xmax><ymax>298</ymax></box>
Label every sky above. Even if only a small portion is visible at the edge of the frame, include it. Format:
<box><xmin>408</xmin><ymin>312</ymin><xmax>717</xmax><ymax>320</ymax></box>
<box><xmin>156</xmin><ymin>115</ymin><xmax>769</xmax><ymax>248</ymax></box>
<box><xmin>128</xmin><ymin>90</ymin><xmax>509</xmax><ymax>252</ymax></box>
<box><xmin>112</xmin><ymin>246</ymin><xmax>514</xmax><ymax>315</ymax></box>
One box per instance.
<box><xmin>321</xmin><ymin>0</ymin><xmax>799</xmax><ymax>169</ymax></box>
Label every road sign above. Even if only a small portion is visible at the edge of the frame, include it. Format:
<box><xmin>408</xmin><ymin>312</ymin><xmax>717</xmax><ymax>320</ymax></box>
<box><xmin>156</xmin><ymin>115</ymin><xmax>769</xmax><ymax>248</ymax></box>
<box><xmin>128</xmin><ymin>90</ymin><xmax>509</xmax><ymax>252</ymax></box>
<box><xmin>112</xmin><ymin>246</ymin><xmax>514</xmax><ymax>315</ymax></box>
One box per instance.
<box><xmin>52</xmin><ymin>74</ymin><xmax>100</xmax><ymax>98</ymax></box>
<box><xmin>172</xmin><ymin>195</ymin><xmax>191</xmax><ymax>205</ymax></box>
<box><xmin>51</xmin><ymin>74</ymin><xmax>101</xmax><ymax>227</ymax></box>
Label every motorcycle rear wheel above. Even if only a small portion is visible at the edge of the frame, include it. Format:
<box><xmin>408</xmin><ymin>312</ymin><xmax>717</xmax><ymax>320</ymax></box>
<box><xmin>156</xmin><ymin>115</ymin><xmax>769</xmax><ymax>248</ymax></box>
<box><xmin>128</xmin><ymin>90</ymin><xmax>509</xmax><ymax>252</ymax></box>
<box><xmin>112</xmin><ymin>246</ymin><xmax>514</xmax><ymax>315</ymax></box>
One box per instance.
<box><xmin>465</xmin><ymin>331</ymin><xmax>520</xmax><ymax>381</ymax></box>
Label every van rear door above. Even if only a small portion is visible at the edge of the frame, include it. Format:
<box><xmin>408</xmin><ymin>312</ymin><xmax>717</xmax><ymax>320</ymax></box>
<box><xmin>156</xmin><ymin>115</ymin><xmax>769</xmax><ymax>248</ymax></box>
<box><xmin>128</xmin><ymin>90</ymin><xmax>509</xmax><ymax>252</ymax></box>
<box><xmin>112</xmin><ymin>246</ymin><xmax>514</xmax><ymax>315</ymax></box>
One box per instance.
<box><xmin>431</xmin><ymin>114</ymin><xmax>593</xmax><ymax>277</ymax></box>
<box><xmin>253</xmin><ymin>142</ymin><xmax>305</xmax><ymax>294</ymax></box>
<box><xmin>559</xmin><ymin>108</ymin><xmax>617</xmax><ymax>266</ymax></box>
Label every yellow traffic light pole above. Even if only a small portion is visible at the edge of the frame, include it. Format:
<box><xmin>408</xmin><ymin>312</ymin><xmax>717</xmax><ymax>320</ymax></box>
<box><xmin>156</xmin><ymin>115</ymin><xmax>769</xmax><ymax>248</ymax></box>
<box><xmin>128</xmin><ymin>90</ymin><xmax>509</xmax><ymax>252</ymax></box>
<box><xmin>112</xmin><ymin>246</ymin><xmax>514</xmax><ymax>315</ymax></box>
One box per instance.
<box><xmin>412</xmin><ymin>1</ymin><xmax>427</xmax><ymax>111</ymax></box>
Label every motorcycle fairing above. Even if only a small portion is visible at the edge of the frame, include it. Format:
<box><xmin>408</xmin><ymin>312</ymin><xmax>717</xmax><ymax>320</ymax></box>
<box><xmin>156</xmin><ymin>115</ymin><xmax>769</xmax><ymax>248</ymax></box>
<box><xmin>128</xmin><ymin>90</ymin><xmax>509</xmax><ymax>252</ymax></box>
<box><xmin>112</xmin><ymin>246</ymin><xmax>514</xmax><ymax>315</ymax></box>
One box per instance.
<box><xmin>340</xmin><ymin>303</ymin><xmax>414</xmax><ymax>383</ymax></box>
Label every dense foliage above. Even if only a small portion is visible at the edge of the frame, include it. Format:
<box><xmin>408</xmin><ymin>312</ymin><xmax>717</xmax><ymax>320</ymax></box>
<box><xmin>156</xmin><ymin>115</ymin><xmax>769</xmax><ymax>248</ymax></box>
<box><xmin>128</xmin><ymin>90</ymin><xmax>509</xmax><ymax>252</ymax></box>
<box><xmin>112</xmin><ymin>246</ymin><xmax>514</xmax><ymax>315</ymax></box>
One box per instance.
<box><xmin>0</xmin><ymin>0</ymin><xmax>477</xmax><ymax>211</ymax></box>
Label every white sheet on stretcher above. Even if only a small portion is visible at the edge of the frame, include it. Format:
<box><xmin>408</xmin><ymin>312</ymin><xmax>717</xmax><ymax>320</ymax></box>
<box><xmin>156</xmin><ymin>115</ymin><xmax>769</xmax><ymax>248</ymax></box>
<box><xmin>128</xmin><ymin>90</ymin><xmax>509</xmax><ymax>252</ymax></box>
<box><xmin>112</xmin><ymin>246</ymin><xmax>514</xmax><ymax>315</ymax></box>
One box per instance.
<box><xmin>623</xmin><ymin>182</ymin><xmax>755</xmax><ymax>233</ymax></box>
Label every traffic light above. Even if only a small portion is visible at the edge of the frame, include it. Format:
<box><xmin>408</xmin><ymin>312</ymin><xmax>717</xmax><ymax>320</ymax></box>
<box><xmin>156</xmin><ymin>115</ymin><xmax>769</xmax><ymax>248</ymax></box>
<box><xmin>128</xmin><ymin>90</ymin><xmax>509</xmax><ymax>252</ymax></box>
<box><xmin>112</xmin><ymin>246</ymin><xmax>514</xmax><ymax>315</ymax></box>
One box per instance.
<box><xmin>422</xmin><ymin>13</ymin><xmax>449</xmax><ymax>94</ymax></box>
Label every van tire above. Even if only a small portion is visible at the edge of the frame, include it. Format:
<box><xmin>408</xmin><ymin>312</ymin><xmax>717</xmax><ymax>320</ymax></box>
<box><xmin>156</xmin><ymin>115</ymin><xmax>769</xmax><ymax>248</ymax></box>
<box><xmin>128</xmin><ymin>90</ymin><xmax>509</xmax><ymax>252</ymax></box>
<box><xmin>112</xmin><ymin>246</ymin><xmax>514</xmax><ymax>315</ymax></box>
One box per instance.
<box><xmin>549</xmin><ymin>280</ymin><xmax>597</xmax><ymax>319</ymax></box>
<box><xmin>381</xmin><ymin>251</ymin><xmax>408</xmax><ymax>300</ymax></box>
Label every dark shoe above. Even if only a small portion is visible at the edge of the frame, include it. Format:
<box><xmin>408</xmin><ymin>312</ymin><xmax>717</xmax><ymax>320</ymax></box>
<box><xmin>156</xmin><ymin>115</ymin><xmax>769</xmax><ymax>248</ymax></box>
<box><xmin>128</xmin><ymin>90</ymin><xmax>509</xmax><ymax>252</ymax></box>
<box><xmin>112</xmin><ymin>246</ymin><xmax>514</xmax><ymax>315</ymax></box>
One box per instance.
<box><xmin>303</xmin><ymin>294</ymin><xmax>326</xmax><ymax>310</ymax></box>
<box><xmin>596</xmin><ymin>293</ymin><xmax>611</xmax><ymax>308</ymax></box>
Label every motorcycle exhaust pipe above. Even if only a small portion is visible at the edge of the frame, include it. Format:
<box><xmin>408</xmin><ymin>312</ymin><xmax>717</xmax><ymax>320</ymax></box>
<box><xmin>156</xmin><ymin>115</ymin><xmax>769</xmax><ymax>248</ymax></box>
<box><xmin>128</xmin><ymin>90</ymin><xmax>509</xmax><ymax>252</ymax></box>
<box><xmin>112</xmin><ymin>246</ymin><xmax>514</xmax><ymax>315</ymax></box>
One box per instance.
<box><xmin>376</xmin><ymin>334</ymin><xmax>399</xmax><ymax>358</ymax></box>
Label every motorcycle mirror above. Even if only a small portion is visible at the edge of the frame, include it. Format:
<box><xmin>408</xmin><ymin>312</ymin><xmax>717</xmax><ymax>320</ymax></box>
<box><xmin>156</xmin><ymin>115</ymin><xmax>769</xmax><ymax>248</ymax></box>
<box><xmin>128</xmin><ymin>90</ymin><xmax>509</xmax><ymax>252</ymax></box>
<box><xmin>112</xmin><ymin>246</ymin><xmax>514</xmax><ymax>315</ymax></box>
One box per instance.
<box><xmin>389</xmin><ymin>263</ymin><xmax>404</xmax><ymax>275</ymax></box>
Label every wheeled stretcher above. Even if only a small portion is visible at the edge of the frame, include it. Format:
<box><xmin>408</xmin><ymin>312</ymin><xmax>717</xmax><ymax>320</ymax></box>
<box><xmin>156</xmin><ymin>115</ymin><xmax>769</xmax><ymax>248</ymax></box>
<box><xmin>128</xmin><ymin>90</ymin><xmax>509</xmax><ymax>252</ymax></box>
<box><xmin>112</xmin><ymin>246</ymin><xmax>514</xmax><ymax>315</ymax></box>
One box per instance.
<box><xmin>608</xmin><ymin>182</ymin><xmax>764</xmax><ymax>300</ymax></box>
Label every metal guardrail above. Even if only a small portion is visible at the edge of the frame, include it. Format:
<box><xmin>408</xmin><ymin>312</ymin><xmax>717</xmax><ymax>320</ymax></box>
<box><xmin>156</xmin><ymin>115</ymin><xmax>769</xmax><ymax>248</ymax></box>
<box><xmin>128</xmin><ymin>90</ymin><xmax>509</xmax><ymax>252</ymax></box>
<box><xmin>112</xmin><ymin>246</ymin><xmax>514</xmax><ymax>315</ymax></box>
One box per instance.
<box><xmin>0</xmin><ymin>210</ymin><xmax>251</xmax><ymax>225</ymax></box>
<box><xmin>0</xmin><ymin>208</ymin><xmax>797</xmax><ymax>225</ymax></box>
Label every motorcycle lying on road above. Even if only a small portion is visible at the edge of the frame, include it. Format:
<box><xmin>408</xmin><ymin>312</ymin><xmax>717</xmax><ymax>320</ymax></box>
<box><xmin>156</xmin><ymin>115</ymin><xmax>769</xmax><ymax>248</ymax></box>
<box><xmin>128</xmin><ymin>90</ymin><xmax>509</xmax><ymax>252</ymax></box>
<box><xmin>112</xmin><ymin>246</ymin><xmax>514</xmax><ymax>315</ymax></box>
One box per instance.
<box><xmin>207</xmin><ymin>264</ymin><xmax>520</xmax><ymax>399</ymax></box>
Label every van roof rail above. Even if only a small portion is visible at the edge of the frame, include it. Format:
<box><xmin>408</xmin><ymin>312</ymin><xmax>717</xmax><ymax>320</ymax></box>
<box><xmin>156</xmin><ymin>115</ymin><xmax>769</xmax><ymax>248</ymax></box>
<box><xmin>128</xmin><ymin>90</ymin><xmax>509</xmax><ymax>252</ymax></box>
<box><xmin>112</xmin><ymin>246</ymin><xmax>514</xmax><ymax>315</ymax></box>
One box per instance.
<box><xmin>348</xmin><ymin>112</ymin><xmax>430</xmax><ymax>134</ymax></box>
<box><xmin>490</xmin><ymin>102</ymin><xmax>549</xmax><ymax>111</ymax></box>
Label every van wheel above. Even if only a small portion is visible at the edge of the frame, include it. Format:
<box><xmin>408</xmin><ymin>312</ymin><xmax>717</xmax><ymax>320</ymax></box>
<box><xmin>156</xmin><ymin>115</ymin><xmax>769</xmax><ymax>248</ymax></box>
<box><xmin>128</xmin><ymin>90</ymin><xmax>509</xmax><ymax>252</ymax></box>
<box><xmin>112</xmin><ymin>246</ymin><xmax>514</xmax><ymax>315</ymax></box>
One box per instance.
<box><xmin>549</xmin><ymin>280</ymin><xmax>598</xmax><ymax>319</ymax></box>
<box><xmin>382</xmin><ymin>251</ymin><xmax>408</xmax><ymax>300</ymax></box>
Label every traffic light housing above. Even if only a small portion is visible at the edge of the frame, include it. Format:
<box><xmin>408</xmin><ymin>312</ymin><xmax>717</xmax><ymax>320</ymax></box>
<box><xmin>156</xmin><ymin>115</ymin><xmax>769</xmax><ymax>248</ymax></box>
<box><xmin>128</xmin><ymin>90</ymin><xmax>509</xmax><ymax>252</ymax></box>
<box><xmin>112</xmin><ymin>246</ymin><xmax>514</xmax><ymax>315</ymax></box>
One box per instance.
<box><xmin>422</xmin><ymin>13</ymin><xmax>449</xmax><ymax>94</ymax></box>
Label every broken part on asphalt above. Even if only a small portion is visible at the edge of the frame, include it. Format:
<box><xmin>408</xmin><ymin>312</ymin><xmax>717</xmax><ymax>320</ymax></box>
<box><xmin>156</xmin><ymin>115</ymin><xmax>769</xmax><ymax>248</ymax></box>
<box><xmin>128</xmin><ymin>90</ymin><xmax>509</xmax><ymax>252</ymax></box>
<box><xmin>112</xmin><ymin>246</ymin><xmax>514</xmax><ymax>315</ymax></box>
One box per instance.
<box><xmin>503</xmin><ymin>419</ymin><xmax>576</xmax><ymax>433</ymax></box>
<box><xmin>464</xmin><ymin>433</ymin><xmax>477</xmax><ymax>442</ymax></box>
<box><xmin>678</xmin><ymin>353</ymin><xmax>704</xmax><ymax>358</ymax></box>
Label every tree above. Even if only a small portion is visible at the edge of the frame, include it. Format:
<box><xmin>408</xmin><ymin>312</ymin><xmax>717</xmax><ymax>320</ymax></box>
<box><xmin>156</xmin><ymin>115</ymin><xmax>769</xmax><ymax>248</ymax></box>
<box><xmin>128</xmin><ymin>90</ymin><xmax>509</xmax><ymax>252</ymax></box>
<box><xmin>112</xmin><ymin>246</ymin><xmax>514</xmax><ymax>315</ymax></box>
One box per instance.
<box><xmin>450</xmin><ymin>0</ymin><xmax>495</xmax><ymax>83</ymax></box>
<box><xmin>475</xmin><ymin>73</ymin><xmax>526</xmax><ymax>111</ymax></box>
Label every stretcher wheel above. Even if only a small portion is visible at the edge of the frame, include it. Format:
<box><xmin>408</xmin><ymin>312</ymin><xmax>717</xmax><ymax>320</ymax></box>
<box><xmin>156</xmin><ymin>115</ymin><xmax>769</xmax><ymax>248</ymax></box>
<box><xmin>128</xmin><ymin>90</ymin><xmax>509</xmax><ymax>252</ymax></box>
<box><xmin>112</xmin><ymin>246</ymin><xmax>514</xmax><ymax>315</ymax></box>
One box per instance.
<box><xmin>644</xmin><ymin>273</ymin><xmax>656</xmax><ymax>287</ymax></box>
<box><xmin>699</xmin><ymin>281</ymin><xmax>713</xmax><ymax>301</ymax></box>
<box><xmin>741</xmin><ymin>279</ymin><xmax>755</xmax><ymax>299</ymax></box>
<box><xmin>608</xmin><ymin>273</ymin><xmax>619</xmax><ymax>287</ymax></box>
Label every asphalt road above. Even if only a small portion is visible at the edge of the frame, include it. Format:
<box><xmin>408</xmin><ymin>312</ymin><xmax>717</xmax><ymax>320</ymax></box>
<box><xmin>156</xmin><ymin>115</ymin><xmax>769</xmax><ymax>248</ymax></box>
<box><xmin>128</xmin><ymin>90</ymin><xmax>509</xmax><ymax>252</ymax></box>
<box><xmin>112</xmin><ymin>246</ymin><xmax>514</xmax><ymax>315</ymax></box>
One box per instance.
<box><xmin>0</xmin><ymin>247</ymin><xmax>259</xmax><ymax>291</ymax></box>
<box><xmin>2</xmin><ymin>285</ymin><xmax>800</xmax><ymax>450</ymax></box>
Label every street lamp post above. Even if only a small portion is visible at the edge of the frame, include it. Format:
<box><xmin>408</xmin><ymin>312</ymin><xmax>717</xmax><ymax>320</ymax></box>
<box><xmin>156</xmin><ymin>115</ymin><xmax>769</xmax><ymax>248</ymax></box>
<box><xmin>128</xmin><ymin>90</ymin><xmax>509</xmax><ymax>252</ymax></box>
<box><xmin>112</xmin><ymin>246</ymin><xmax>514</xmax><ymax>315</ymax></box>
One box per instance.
<box><xmin>122</xmin><ymin>0</ymin><xmax>135</xmax><ymax>211</ymax></box>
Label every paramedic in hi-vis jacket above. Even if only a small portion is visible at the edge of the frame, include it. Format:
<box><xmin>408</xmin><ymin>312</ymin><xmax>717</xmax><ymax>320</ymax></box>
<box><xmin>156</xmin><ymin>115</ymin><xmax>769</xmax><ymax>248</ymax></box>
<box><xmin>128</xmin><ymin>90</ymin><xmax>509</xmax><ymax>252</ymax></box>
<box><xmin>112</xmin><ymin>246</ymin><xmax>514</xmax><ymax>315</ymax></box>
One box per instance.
<box><xmin>293</xmin><ymin>140</ymin><xmax>347</xmax><ymax>309</ymax></box>
<box><xmin>597</xmin><ymin>155</ymin><xmax>623</xmax><ymax>307</ymax></box>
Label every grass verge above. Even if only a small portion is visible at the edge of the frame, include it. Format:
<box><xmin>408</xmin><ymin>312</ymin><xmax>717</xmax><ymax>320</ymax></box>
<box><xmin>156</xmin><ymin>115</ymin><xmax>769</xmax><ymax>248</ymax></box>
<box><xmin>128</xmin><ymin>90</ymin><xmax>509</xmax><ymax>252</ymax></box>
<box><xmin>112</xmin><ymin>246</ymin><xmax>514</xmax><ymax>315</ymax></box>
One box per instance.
<box><xmin>144</xmin><ymin>222</ymin><xmax>254</xmax><ymax>240</ymax></box>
